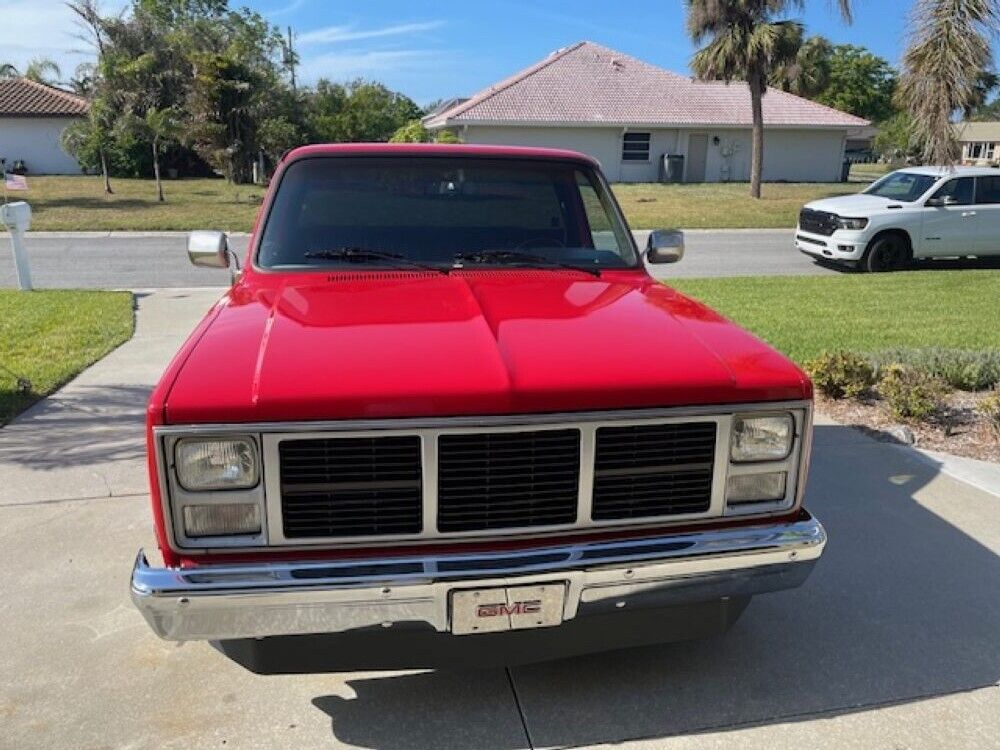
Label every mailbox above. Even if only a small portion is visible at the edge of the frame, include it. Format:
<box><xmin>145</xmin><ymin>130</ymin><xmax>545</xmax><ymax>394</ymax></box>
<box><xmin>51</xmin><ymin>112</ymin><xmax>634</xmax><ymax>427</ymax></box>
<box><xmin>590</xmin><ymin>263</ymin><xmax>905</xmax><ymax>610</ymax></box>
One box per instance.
<box><xmin>2</xmin><ymin>201</ymin><xmax>33</xmax><ymax>289</ymax></box>
<box><xmin>0</xmin><ymin>201</ymin><xmax>32</xmax><ymax>231</ymax></box>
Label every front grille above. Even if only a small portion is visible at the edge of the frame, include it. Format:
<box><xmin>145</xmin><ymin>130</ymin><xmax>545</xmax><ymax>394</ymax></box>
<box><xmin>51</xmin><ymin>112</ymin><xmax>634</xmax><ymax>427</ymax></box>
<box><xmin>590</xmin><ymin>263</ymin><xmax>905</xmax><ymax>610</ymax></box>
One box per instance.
<box><xmin>799</xmin><ymin>208</ymin><xmax>838</xmax><ymax>236</ymax></box>
<box><xmin>592</xmin><ymin>422</ymin><xmax>716</xmax><ymax>520</ymax></box>
<box><xmin>279</xmin><ymin>436</ymin><xmax>422</xmax><ymax>538</ymax></box>
<box><xmin>437</xmin><ymin>429</ymin><xmax>580</xmax><ymax>532</ymax></box>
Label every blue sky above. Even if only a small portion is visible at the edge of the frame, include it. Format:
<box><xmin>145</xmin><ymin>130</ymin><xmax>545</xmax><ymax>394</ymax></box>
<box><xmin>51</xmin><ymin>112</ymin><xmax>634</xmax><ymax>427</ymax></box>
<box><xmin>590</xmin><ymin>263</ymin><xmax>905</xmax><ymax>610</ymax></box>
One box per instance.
<box><xmin>6</xmin><ymin>0</ymin><xmax>912</xmax><ymax>105</ymax></box>
<box><xmin>248</xmin><ymin>0</ymin><xmax>912</xmax><ymax>104</ymax></box>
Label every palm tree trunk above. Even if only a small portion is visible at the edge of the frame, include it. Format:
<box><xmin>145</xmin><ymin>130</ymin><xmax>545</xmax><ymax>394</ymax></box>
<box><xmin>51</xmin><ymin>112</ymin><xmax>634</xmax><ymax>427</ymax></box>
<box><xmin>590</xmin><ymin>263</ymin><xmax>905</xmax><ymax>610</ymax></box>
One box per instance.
<box><xmin>99</xmin><ymin>147</ymin><xmax>113</xmax><ymax>195</ymax></box>
<box><xmin>749</xmin><ymin>69</ymin><xmax>764</xmax><ymax>199</ymax></box>
<box><xmin>152</xmin><ymin>140</ymin><xmax>164</xmax><ymax>203</ymax></box>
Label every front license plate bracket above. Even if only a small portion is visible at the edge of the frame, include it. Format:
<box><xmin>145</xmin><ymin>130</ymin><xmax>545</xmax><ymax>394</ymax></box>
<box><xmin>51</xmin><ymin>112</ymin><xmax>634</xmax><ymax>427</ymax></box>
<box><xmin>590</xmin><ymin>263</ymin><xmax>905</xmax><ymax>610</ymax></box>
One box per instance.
<box><xmin>450</xmin><ymin>583</ymin><xmax>566</xmax><ymax>635</ymax></box>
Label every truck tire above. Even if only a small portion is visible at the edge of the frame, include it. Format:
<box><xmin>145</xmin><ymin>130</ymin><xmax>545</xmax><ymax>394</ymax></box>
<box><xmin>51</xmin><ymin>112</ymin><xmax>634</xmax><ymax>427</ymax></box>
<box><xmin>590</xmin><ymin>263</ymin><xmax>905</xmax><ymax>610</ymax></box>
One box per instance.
<box><xmin>862</xmin><ymin>234</ymin><xmax>910</xmax><ymax>272</ymax></box>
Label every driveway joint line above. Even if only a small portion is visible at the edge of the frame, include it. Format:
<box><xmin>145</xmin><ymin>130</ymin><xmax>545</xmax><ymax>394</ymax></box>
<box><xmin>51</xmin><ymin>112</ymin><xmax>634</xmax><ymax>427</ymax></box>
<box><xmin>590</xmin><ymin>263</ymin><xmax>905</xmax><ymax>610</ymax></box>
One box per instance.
<box><xmin>0</xmin><ymin>492</ymin><xmax>147</xmax><ymax>509</ymax></box>
<box><xmin>505</xmin><ymin>667</ymin><xmax>535</xmax><ymax>749</ymax></box>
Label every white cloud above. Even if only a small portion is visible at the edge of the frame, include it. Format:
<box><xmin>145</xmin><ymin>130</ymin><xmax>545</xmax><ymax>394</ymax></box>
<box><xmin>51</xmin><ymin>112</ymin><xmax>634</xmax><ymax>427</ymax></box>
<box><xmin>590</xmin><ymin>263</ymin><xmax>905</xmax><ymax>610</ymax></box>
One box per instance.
<box><xmin>0</xmin><ymin>0</ymin><xmax>128</xmax><ymax>75</ymax></box>
<box><xmin>297</xmin><ymin>20</ymin><xmax>445</xmax><ymax>46</ymax></box>
<box><xmin>265</xmin><ymin>0</ymin><xmax>306</xmax><ymax>18</ymax></box>
<box><xmin>298</xmin><ymin>49</ymin><xmax>440</xmax><ymax>82</ymax></box>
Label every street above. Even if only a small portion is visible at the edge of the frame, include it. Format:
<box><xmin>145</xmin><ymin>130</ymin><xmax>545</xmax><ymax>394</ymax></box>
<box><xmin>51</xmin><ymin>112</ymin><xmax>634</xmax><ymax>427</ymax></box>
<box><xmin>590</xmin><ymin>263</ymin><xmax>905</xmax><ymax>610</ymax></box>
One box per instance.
<box><xmin>0</xmin><ymin>229</ymin><xmax>830</xmax><ymax>289</ymax></box>
<box><xmin>1</xmin><ymin>289</ymin><xmax>998</xmax><ymax>749</ymax></box>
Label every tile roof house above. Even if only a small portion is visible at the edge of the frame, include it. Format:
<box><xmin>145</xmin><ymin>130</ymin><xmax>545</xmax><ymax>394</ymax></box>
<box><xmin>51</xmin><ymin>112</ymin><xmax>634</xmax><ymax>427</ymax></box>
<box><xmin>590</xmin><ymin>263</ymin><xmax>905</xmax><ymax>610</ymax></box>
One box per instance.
<box><xmin>953</xmin><ymin>121</ymin><xmax>1000</xmax><ymax>166</ymax></box>
<box><xmin>0</xmin><ymin>77</ymin><xmax>89</xmax><ymax>174</ymax></box>
<box><xmin>425</xmin><ymin>41</ymin><xmax>869</xmax><ymax>183</ymax></box>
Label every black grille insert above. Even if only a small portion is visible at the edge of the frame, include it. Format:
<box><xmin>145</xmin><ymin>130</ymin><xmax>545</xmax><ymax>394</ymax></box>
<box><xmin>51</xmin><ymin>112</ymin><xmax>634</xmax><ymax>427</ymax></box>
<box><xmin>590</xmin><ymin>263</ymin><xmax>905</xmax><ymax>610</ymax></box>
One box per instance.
<box><xmin>798</xmin><ymin>208</ymin><xmax>838</xmax><ymax>236</ymax></box>
<box><xmin>593</xmin><ymin>422</ymin><xmax>716</xmax><ymax>520</ymax></box>
<box><xmin>279</xmin><ymin>435</ymin><xmax>422</xmax><ymax>538</ymax></box>
<box><xmin>437</xmin><ymin>429</ymin><xmax>580</xmax><ymax>532</ymax></box>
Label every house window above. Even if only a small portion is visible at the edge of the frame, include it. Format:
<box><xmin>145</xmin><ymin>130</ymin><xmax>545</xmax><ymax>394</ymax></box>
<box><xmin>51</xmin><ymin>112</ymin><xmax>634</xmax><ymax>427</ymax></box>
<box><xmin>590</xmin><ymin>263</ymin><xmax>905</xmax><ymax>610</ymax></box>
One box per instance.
<box><xmin>622</xmin><ymin>132</ymin><xmax>651</xmax><ymax>162</ymax></box>
<box><xmin>966</xmin><ymin>141</ymin><xmax>996</xmax><ymax>160</ymax></box>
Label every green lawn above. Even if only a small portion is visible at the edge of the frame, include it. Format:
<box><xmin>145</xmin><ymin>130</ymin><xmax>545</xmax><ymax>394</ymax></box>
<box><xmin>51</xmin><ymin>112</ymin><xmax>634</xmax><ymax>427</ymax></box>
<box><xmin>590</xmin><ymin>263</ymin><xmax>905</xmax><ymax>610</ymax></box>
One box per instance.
<box><xmin>0</xmin><ymin>291</ymin><xmax>135</xmax><ymax>424</ymax></box>
<box><xmin>18</xmin><ymin>163</ymin><xmax>887</xmax><ymax>232</ymax></box>
<box><xmin>15</xmin><ymin>176</ymin><xmax>264</xmax><ymax>232</ymax></box>
<box><xmin>670</xmin><ymin>271</ymin><xmax>1000</xmax><ymax>364</ymax></box>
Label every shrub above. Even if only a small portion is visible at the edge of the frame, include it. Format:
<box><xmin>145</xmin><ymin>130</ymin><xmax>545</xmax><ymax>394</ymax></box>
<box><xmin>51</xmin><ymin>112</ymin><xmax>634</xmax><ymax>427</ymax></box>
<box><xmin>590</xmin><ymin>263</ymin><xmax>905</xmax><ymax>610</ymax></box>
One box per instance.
<box><xmin>805</xmin><ymin>351</ymin><xmax>875</xmax><ymax>399</ymax></box>
<box><xmin>867</xmin><ymin>348</ymin><xmax>1000</xmax><ymax>391</ymax></box>
<box><xmin>979</xmin><ymin>389</ymin><xmax>1000</xmax><ymax>437</ymax></box>
<box><xmin>878</xmin><ymin>364</ymin><xmax>947</xmax><ymax>422</ymax></box>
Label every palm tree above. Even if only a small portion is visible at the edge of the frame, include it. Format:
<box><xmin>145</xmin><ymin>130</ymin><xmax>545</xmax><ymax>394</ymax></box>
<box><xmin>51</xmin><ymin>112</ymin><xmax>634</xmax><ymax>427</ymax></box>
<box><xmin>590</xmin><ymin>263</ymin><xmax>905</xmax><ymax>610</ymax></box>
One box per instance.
<box><xmin>771</xmin><ymin>34</ymin><xmax>834</xmax><ymax>98</ymax></box>
<box><xmin>0</xmin><ymin>63</ymin><xmax>19</xmax><ymax>78</ymax></box>
<box><xmin>687</xmin><ymin>0</ymin><xmax>804</xmax><ymax>198</ymax></box>
<box><xmin>23</xmin><ymin>57</ymin><xmax>62</xmax><ymax>86</ymax></box>
<box><xmin>895</xmin><ymin>0</ymin><xmax>996</xmax><ymax>164</ymax></box>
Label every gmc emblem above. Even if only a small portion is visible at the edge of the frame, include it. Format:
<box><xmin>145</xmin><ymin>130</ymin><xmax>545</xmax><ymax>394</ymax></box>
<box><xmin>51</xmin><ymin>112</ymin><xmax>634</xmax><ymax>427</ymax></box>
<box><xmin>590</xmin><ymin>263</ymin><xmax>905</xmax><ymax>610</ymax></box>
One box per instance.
<box><xmin>476</xmin><ymin>600</ymin><xmax>542</xmax><ymax>618</ymax></box>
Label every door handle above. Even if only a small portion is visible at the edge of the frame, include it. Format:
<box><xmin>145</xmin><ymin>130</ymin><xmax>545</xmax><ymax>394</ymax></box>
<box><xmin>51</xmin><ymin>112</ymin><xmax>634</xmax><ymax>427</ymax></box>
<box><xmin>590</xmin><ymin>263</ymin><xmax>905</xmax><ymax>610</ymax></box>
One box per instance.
<box><xmin>962</xmin><ymin>211</ymin><xmax>977</xmax><ymax>217</ymax></box>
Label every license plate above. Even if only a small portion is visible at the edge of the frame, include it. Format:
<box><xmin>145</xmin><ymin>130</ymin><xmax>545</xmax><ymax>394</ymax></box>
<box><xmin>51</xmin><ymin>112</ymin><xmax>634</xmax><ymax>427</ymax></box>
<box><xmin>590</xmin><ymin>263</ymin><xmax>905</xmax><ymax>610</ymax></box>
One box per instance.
<box><xmin>450</xmin><ymin>584</ymin><xmax>566</xmax><ymax>635</ymax></box>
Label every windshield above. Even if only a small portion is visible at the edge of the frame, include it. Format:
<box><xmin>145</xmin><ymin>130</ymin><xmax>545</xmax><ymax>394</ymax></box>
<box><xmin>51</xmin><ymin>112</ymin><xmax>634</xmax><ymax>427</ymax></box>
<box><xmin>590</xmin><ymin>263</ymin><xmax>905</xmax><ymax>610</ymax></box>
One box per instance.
<box><xmin>864</xmin><ymin>171</ymin><xmax>938</xmax><ymax>201</ymax></box>
<box><xmin>256</xmin><ymin>157</ymin><xmax>638</xmax><ymax>270</ymax></box>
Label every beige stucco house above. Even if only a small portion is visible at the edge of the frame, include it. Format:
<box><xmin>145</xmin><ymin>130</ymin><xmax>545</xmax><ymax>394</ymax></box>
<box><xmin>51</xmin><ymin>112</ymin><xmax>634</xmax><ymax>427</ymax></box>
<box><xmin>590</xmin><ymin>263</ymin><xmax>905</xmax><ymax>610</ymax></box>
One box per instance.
<box><xmin>0</xmin><ymin>77</ymin><xmax>88</xmax><ymax>175</ymax></box>
<box><xmin>425</xmin><ymin>42</ymin><xmax>869</xmax><ymax>184</ymax></box>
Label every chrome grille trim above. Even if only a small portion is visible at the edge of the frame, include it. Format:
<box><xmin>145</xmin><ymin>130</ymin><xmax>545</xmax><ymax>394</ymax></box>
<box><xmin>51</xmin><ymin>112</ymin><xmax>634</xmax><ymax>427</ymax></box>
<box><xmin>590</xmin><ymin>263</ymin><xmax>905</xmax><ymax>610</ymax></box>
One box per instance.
<box><xmin>154</xmin><ymin>400</ymin><xmax>811</xmax><ymax>553</ymax></box>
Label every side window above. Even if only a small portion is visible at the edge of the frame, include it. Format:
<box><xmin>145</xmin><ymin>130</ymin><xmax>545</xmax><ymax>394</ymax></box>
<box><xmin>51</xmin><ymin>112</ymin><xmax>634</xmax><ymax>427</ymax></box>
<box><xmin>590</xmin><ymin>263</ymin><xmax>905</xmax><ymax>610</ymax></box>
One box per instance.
<box><xmin>622</xmin><ymin>132</ymin><xmax>651</xmax><ymax>162</ymax></box>
<box><xmin>931</xmin><ymin>177</ymin><xmax>974</xmax><ymax>205</ymax></box>
<box><xmin>575</xmin><ymin>171</ymin><xmax>630</xmax><ymax>258</ymax></box>
<box><xmin>975</xmin><ymin>175</ymin><xmax>1000</xmax><ymax>204</ymax></box>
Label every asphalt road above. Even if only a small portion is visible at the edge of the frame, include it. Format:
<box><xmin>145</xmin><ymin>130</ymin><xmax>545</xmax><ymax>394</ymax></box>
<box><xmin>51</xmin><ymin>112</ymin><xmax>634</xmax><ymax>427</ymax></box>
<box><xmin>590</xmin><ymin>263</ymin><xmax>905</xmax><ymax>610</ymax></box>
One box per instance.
<box><xmin>2</xmin><ymin>288</ymin><xmax>998</xmax><ymax>749</ymax></box>
<box><xmin>0</xmin><ymin>229</ymin><xmax>826</xmax><ymax>289</ymax></box>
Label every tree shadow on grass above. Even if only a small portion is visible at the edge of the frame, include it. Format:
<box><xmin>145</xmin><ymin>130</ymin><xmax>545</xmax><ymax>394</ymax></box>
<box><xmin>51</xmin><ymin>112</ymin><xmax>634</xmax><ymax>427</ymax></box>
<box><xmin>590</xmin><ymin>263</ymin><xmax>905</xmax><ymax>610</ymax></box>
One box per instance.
<box><xmin>310</xmin><ymin>425</ymin><xmax>999</xmax><ymax>748</ymax></box>
<box><xmin>34</xmin><ymin>198</ymin><xmax>150</xmax><ymax>211</ymax></box>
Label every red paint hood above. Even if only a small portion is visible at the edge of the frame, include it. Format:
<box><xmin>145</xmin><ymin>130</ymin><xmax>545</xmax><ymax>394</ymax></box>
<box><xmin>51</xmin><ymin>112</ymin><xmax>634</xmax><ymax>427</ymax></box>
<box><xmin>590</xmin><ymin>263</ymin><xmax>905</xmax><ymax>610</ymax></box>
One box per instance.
<box><xmin>162</xmin><ymin>270</ymin><xmax>809</xmax><ymax>424</ymax></box>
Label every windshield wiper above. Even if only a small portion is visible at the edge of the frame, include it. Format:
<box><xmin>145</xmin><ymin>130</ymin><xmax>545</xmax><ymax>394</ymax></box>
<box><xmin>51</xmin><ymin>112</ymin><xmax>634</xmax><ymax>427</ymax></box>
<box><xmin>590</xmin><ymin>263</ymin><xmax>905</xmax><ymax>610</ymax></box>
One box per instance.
<box><xmin>303</xmin><ymin>247</ymin><xmax>449</xmax><ymax>275</ymax></box>
<box><xmin>453</xmin><ymin>250</ymin><xmax>601</xmax><ymax>277</ymax></box>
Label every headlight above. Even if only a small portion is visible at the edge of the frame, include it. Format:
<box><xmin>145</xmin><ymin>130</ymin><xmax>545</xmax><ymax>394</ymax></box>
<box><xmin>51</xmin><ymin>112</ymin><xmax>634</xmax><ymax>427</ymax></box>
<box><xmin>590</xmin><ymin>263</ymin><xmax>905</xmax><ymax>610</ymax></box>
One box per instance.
<box><xmin>836</xmin><ymin>216</ymin><xmax>868</xmax><ymax>230</ymax></box>
<box><xmin>175</xmin><ymin>437</ymin><xmax>259</xmax><ymax>491</ymax></box>
<box><xmin>726</xmin><ymin>472</ymin><xmax>787</xmax><ymax>503</ymax></box>
<box><xmin>731</xmin><ymin>415</ymin><xmax>793</xmax><ymax>462</ymax></box>
<box><xmin>183</xmin><ymin>503</ymin><xmax>262</xmax><ymax>537</ymax></box>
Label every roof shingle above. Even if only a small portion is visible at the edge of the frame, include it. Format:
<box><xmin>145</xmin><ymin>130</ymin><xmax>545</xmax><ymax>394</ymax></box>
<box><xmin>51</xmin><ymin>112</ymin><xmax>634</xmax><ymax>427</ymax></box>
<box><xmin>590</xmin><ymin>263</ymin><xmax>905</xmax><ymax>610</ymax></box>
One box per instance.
<box><xmin>0</xmin><ymin>77</ymin><xmax>88</xmax><ymax>117</ymax></box>
<box><xmin>427</xmin><ymin>41</ymin><xmax>868</xmax><ymax>130</ymax></box>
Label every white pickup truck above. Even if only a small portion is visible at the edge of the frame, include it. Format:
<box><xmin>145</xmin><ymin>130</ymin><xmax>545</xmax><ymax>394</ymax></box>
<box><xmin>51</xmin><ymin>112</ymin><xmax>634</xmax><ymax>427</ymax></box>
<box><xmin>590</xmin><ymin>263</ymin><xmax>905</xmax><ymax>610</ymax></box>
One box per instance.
<box><xmin>795</xmin><ymin>166</ymin><xmax>1000</xmax><ymax>271</ymax></box>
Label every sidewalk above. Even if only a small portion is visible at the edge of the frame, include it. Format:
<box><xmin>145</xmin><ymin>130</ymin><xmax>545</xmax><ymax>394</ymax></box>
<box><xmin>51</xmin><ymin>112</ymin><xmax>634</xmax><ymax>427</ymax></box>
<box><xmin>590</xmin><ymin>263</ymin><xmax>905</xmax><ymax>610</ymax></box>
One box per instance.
<box><xmin>1</xmin><ymin>290</ymin><xmax>997</xmax><ymax>749</ymax></box>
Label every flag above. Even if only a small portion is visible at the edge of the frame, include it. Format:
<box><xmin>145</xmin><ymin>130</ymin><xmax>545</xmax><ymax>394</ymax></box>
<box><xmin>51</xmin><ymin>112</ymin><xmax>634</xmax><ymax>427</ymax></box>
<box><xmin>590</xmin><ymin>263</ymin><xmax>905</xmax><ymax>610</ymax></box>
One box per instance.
<box><xmin>4</xmin><ymin>173</ymin><xmax>28</xmax><ymax>191</ymax></box>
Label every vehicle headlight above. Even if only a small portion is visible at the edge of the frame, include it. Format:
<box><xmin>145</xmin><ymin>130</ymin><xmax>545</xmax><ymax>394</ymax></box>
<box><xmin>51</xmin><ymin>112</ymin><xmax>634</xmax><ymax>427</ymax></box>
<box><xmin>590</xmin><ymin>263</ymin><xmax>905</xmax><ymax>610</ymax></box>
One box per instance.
<box><xmin>726</xmin><ymin>472</ymin><xmax>787</xmax><ymax>503</ymax></box>
<box><xmin>183</xmin><ymin>503</ymin><xmax>262</xmax><ymax>537</ymax></box>
<box><xmin>731</xmin><ymin>415</ymin><xmax>793</xmax><ymax>462</ymax></box>
<box><xmin>175</xmin><ymin>437</ymin><xmax>259</xmax><ymax>491</ymax></box>
<box><xmin>836</xmin><ymin>216</ymin><xmax>868</xmax><ymax>230</ymax></box>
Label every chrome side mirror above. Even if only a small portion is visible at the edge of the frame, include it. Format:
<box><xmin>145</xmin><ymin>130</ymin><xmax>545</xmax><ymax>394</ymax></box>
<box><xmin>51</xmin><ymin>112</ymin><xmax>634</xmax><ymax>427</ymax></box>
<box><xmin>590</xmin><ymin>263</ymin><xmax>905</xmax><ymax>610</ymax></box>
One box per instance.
<box><xmin>925</xmin><ymin>195</ymin><xmax>957</xmax><ymax>208</ymax></box>
<box><xmin>645</xmin><ymin>229</ymin><xmax>684</xmax><ymax>264</ymax></box>
<box><xmin>188</xmin><ymin>230</ymin><xmax>230</xmax><ymax>268</ymax></box>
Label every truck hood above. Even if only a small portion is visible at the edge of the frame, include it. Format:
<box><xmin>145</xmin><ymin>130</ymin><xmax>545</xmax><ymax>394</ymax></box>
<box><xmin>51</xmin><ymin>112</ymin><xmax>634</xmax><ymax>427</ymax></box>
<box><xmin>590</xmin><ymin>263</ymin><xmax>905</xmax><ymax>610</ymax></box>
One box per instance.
<box><xmin>803</xmin><ymin>192</ymin><xmax>904</xmax><ymax>216</ymax></box>
<box><xmin>163</xmin><ymin>271</ymin><xmax>808</xmax><ymax>423</ymax></box>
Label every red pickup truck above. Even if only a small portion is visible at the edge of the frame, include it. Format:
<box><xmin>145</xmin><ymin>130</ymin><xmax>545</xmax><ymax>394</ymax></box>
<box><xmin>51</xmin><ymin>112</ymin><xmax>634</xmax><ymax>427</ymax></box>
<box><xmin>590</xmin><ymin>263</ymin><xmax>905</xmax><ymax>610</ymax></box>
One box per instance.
<box><xmin>131</xmin><ymin>144</ymin><xmax>825</xmax><ymax>672</ymax></box>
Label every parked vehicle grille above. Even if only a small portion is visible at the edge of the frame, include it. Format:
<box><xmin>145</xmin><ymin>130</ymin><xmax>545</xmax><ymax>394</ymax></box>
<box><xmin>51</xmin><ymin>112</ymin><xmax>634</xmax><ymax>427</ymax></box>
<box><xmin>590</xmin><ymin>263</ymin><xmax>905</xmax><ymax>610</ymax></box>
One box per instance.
<box><xmin>592</xmin><ymin>422</ymin><xmax>716</xmax><ymax>520</ymax></box>
<box><xmin>437</xmin><ymin>429</ymin><xmax>581</xmax><ymax>532</ymax></box>
<box><xmin>798</xmin><ymin>208</ymin><xmax>838</xmax><ymax>236</ymax></box>
<box><xmin>279</xmin><ymin>436</ymin><xmax>422</xmax><ymax>538</ymax></box>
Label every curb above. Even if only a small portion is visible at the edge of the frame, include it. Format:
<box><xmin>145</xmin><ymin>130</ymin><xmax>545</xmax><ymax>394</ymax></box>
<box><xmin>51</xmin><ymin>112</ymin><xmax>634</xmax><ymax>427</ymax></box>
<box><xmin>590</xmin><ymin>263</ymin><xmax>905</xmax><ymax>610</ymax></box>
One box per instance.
<box><xmin>0</xmin><ymin>231</ymin><xmax>252</xmax><ymax>238</ymax></box>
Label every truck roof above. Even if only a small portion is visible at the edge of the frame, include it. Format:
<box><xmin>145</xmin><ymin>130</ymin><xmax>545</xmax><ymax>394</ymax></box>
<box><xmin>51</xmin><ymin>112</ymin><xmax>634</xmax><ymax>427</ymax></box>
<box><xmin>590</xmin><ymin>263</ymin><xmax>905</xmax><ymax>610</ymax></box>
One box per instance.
<box><xmin>891</xmin><ymin>165</ymin><xmax>1000</xmax><ymax>178</ymax></box>
<box><xmin>281</xmin><ymin>142</ymin><xmax>600</xmax><ymax>167</ymax></box>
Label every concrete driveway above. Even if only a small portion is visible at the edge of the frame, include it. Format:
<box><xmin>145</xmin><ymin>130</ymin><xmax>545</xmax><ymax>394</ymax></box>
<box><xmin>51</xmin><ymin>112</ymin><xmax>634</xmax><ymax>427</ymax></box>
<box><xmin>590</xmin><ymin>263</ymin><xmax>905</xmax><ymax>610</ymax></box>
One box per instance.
<box><xmin>1</xmin><ymin>290</ymin><xmax>998</xmax><ymax>749</ymax></box>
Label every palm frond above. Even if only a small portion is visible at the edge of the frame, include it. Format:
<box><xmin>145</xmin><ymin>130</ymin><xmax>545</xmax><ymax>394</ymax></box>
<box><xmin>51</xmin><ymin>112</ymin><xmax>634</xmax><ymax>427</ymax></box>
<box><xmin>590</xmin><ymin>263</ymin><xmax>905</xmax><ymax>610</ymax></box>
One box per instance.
<box><xmin>897</xmin><ymin>0</ymin><xmax>999</xmax><ymax>164</ymax></box>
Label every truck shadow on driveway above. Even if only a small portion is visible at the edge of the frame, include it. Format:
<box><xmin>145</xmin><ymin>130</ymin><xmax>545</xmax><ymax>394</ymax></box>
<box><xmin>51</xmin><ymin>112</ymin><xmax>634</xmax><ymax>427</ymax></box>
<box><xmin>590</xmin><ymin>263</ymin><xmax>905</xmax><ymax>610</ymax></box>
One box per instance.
<box><xmin>311</xmin><ymin>424</ymin><xmax>1000</xmax><ymax>748</ymax></box>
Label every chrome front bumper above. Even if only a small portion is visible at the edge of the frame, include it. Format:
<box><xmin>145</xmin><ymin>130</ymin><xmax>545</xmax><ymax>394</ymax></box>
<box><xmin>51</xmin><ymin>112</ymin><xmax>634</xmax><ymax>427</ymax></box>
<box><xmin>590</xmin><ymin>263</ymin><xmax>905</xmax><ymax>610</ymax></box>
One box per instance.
<box><xmin>131</xmin><ymin>512</ymin><xmax>826</xmax><ymax>642</ymax></box>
